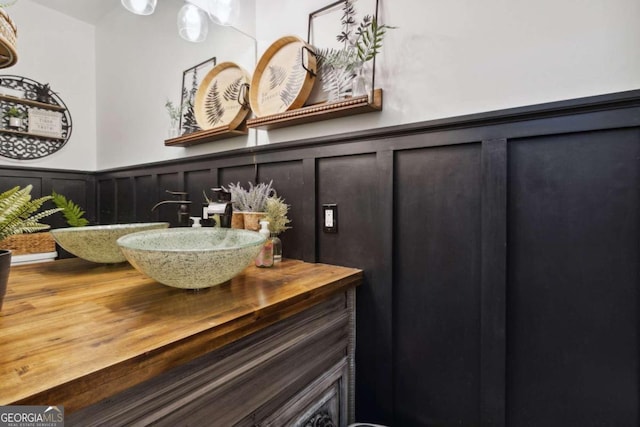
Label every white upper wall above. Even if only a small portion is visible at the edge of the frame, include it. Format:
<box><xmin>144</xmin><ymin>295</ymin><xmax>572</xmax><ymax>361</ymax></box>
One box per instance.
<box><xmin>254</xmin><ymin>0</ymin><xmax>640</xmax><ymax>145</ymax></box>
<box><xmin>0</xmin><ymin>0</ymin><xmax>97</xmax><ymax>170</ymax></box>
<box><xmin>0</xmin><ymin>0</ymin><xmax>638</xmax><ymax>170</ymax></box>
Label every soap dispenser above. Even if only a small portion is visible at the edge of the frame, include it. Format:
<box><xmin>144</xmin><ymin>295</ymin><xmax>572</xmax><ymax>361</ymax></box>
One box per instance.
<box><xmin>255</xmin><ymin>220</ymin><xmax>274</xmax><ymax>268</ymax></box>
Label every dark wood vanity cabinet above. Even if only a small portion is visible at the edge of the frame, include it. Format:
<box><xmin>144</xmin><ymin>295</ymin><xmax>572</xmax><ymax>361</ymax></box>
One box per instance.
<box><xmin>67</xmin><ymin>290</ymin><xmax>355</xmax><ymax>427</ymax></box>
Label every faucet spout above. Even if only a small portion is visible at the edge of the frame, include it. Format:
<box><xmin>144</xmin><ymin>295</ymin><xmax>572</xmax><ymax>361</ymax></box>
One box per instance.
<box><xmin>151</xmin><ymin>192</ymin><xmax>193</xmax><ymax>226</ymax></box>
<box><xmin>151</xmin><ymin>200</ymin><xmax>191</xmax><ymax>212</ymax></box>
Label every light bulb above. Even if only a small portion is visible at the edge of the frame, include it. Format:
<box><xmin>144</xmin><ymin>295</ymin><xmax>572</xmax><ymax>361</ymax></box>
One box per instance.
<box><xmin>121</xmin><ymin>0</ymin><xmax>157</xmax><ymax>15</ymax></box>
<box><xmin>177</xmin><ymin>3</ymin><xmax>209</xmax><ymax>43</ymax></box>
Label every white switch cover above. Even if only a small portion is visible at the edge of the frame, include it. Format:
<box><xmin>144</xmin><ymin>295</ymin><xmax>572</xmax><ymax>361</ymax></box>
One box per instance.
<box><xmin>322</xmin><ymin>204</ymin><xmax>337</xmax><ymax>233</ymax></box>
<box><xmin>325</xmin><ymin>209</ymin><xmax>334</xmax><ymax>227</ymax></box>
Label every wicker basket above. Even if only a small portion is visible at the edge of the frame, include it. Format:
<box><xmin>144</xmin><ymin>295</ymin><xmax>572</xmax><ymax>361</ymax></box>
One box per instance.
<box><xmin>0</xmin><ymin>7</ymin><xmax>17</xmax><ymax>68</ymax></box>
<box><xmin>0</xmin><ymin>232</ymin><xmax>56</xmax><ymax>255</ymax></box>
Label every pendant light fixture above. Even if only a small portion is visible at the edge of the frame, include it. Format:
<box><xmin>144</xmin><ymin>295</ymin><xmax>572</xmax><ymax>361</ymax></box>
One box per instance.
<box><xmin>122</xmin><ymin>0</ymin><xmax>240</xmax><ymax>43</ymax></box>
<box><xmin>207</xmin><ymin>0</ymin><xmax>239</xmax><ymax>27</ymax></box>
<box><xmin>177</xmin><ymin>3</ymin><xmax>208</xmax><ymax>43</ymax></box>
<box><xmin>121</xmin><ymin>0</ymin><xmax>157</xmax><ymax>16</ymax></box>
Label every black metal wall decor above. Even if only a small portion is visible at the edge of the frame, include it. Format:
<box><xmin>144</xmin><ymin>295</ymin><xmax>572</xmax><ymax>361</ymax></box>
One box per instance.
<box><xmin>0</xmin><ymin>75</ymin><xmax>72</xmax><ymax>160</ymax></box>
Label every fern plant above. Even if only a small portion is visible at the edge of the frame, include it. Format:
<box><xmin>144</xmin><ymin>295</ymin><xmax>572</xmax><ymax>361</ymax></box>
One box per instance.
<box><xmin>313</xmin><ymin>1</ymin><xmax>396</xmax><ymax>100</ymax></box>
<box><xmin>317</xmin><ymin>14</ymin><xmax>395</xmax><ymax>70</ymax></box>
<box><xmin>0</xmin><ymin>185</ymin><xmax>62</xmax><ymax>242</ymax></box>
<box><xmin>314</xmin><ymin>47</ymin><xmax>359</xmax><ymax>99</ymax></box>
<box><xmin>165</xmin><ymin>99</ymin><xmax>184</xmax><ymax>123</ymax></box>
<box><xmin>354</xmin><ymin>15</ymin><xmax>395</xmax><ymax>63</ymax></box>
<box><xmin>51</xmin><ymin>192</ymin><xmax>89</xmax><ymax>227</ymax></box>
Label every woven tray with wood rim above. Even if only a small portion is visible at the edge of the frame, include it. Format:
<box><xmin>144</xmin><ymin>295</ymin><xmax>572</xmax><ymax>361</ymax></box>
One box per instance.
<box><xmin>249</xmin><ymin>35</ymin><xmax>317</xmax><ymax>117</ymax></box>
<box><xmin>194</xmin><ymin>61</ymin><xmax>251</xmax><ymax>131</ymax></box>
<box><xmin>0</xmin><ymin>232</ymin><xmax>56</xmax><ymax>255</ymax></box>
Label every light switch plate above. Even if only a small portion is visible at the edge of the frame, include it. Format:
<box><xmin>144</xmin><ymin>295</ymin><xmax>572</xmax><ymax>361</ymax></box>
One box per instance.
<box><xmin>322</xmin><ymin>204</ymin><xmax>338</xmax><ymax>233</ymax></box>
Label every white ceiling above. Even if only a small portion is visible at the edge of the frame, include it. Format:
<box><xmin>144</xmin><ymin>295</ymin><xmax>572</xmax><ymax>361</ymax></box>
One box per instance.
<box><xmin>29</xmin><ymin>0</ymin><xmax>120</xmax><ymax>25</ymax></box>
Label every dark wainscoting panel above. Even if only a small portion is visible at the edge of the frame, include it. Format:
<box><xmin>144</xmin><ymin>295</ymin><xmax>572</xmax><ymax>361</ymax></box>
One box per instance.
<box><xmin>507</xmin><ymin>128</ymin><xmax>640</xmax><ymax>426</ymax></box>
<box><xmin>49</xmin><ymin>177</ymin><xmax>95</xmax><ymax>229</ymax></box>
<box><xmin>0</xmin><ymin>167</ymin><xmax>95</xmax><ymax>258</ymax></box>
<box><xmin>155</xmin><ymin>173</ymin><xmax>182</xmax><ymax>225</ymax></box>
<box><xmin>258</xmin><ymin>160</ymin><xmax>305</xmax><ymax>261</ymax></box>
<box><xmin>135</xmin><ymin>175</ymin><xmax>156</xmax><ymax>223</ymax></box>
<box><xmin>315</xmin><ymin>154</ymin><xmax>393</xmax><ymax>421</ymax></box>
<box><xmin>317</xmin><ymin>154</ymin><xmax>378</xmax><ymax>266</ymax></box>
<box><xmin>0</xmin><ymin>169</ymin><xmax>95</xmax><ymax>226</ymax></box>
<box><xmin>116</xmin><ymin>178</ymin><xmax>133</xmax><ymax>223</ymax></box>
<box><xmin>219</xmin><ymin>165</ymin><xmax>255</xmax><ymax>191</ymax></box>
<box><xmin>4</xmin><ymin>90</ymin><xmax>640</xmax><ymax>426</ymax></box>
<box><xmin>395</xmin><ymin>143</ymin><xmax>482</xmax><ymax>426</ymax></box>
<box><xmin>98</xmin><ymin>178</ymin><xmax>115</xmax><ymax>224</ymax></box>
<box><xmin>0</xmin><ymin>175</ymin><xmax>43</xmax><ymax>195</ymax></box>
<box><xmin>186</xmin><ymin>169</ymin><xmax>214</xmax><ymax>218</ymax></box>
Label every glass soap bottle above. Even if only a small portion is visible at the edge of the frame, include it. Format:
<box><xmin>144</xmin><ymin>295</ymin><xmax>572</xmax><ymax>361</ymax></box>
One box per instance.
<box><xmin>255</xmin><ymin>220</ymin><xmax>274</xmax><ymax>268</ymax></box>
<box><xmin>271</xmin><ymin>234</ymin><xmax>282</xmax><ymax>263</ymax></box>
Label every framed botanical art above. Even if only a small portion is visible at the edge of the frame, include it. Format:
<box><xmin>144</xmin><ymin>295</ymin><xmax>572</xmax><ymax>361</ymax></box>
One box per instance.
<box><xmin>179</xmin><ymin>56</ymin><xmax>217</xmax><ymax>135</ymax></box>
<box><xmin>307</xmin><ymin>0</ymin><xmax>380</xmax><ymax>103</ymax></box>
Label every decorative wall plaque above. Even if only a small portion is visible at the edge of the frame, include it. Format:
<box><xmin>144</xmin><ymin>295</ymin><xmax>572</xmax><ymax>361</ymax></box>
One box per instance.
<box><xmin>28</xmin><ymin>108</ymin><xmax>63</xmax><ymax>138</ymax></box>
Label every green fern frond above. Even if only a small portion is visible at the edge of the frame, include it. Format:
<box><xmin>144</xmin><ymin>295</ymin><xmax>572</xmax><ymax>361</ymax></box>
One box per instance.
<box><xmin>355</xmin><ymin>17</ymin><xmax>397</xmax><ymax>63</ymax></box>
<box><xmin>315</xmin><ymin>47</ymin><xmax>359</xmax><ymax>71</ymax></box>
<box><xmin>0</xmin><ymin>185</ymin><xmax>62</xmax><ymax>242</ymax></box>
<box><xmin>52</xmin><ymin>192</ymin><xmax>89</xmax><ymax>227</ymax></box>
<box><xmin>319</xmin><ymin>62</ymin><xmax>357</xmax><ymax>99</ymax></box>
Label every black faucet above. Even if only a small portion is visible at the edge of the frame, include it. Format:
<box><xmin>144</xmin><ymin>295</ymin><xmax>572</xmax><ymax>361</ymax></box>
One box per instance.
<box><xmin>151</xmin><ymin>190</ymin><xmax>192</xmax><ymax>226</ymax></box>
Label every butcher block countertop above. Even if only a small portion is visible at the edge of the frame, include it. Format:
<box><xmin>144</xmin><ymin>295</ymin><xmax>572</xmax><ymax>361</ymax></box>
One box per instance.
<box><xmin>0</xmin><ymin>258</ymin><xmax>362</xmax><ymax>413</ymax></box>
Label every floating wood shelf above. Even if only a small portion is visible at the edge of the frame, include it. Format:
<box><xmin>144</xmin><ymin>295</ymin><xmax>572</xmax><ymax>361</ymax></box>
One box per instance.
<box><xmin>164</xmin><ymin>122</ymin><xmax>249</xmax><ymax>147</ymax></box>
<box><xmin>0</xmin><ymin>94</ymin><xmax>65</xmax><ymax>111</ymax></box>
<box><xmin>246</xmin><ymin>88</ymin><xmax>383</xmax><ymax>130</ymax></box>
<box><xmin>0</xmin><ymin>127</ymin><xmax>65</xmax><ymax>140</ymax></box>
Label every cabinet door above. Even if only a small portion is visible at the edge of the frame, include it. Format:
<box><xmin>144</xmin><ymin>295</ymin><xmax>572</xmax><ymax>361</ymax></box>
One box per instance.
<box><xmin>259</xmin><ymin>359</ymin><xmax>349</xmax><ymax>427</ymax></box>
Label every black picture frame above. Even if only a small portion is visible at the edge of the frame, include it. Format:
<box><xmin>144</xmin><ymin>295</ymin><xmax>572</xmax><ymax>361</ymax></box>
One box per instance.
<box><xmin>179</xmin><ymin>56</ymin><xmax>217</xmax><ymax>135</ymax></box>
<box><xmin>306</xmin><ymin>0</ymin><xmax>380</xmax><ymax>103</ymax></box>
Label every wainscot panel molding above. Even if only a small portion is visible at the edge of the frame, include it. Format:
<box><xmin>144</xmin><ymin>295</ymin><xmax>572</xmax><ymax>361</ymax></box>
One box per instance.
<box><xmin>0</xmin><ymin>166</ymin><xmax>95</xmax><ymax>259</ymax></box>
<box><xmin>2</xmin><ymin>89</ymin><xmax>639</xmax><ymax>426</ymax></box>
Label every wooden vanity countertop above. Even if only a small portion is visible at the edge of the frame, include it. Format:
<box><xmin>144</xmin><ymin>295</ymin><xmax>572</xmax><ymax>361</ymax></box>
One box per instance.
<box><xmin>0</xmin><ymin>258</ymin><xmax>362</xmax><ymax>413</ymax></box>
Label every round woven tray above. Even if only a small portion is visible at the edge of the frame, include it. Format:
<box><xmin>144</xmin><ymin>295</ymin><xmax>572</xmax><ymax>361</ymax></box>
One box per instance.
<box><xmin>194</xmin><ymin>61</ymin><xmax>251</xmax><ymax>131</ymax></box>
<box><xmin>250</xmin><ymin>35</ymin><xmax>316</xmax><ymax>117</ymax></box>
<box><xmin>0</xmin><ymin>8</ymin><xmax>17</xmax><ymax>68</ymax></box>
